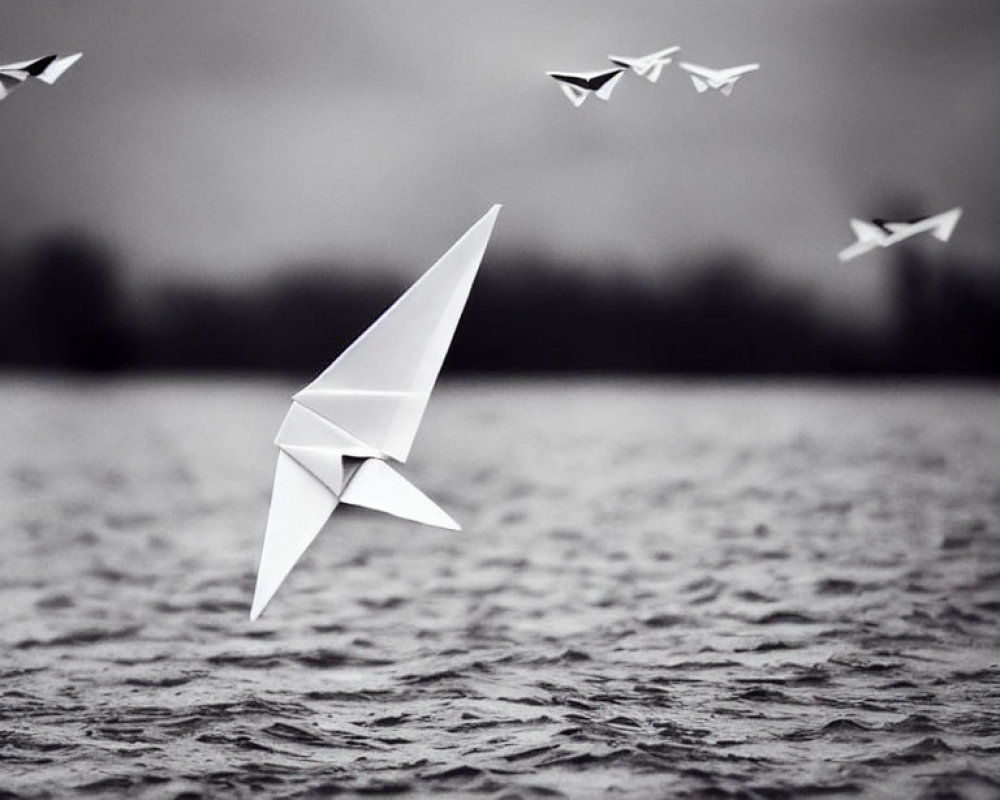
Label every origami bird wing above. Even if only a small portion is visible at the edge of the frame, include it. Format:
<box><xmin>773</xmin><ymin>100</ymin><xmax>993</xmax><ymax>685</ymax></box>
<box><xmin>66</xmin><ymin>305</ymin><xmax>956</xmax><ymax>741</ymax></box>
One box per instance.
<box><xmin>679</xmin><ymin>62</ymin><xmax>721</xmax><ymax>82</ymax></box>
<box><xmin>0</xmin><ymin>72</ymin><xmax>24</xmax><ymax>100</ymax></box>
<box><xmin>929</xmin><ymin>207</ymin><xmax>962</xmax><ymax>241</ymax></box>
<box><xmin>251</xmin><ymin>448</ymin><xmax>459</xmax><ymax>620</ymax></box>
<box><xmin>251</xmin><ymin>450</ymin><xmax>340</xmax><ymax>620</ymax></box>
<box><xmin>850</xmin><ymin>219</ymin><xmax>887</xmax><ymax>243</ymax></box>
<box><xmin>1</xmin><ymin>53</ymin><xmax>80</xmax><ymax>80</ymax></box>
<box><xmin>0</xmin><ymin>53</ymin><xmax>81</xmax><ymax>101</ymax></box>
<box><xmin>641</xmin><ymin>62</ymin><xmax>666</xmax><ymax>83</ymax></box>
<box><xmin>593</xmin><ymin>69</ymin><xmax>624</xmax><ymax>100</ymax></box>
<box><xmin>0</xmin><ymin>55</ymin><xmax>55</xmax><ymax>74</ymax></box>
<box><xmin>559</xmin><ymin>83</ymin><xmax>588</xmax><ymax>106</ymax></box>
<box><xmin>607</xmin><ymin>55</ymin><xmax>640</xmax><ymax>70</ymax></box>
<box><xmin>293</xmin><ymin>204</ymin><xmax>501</xmax><ymax>462</ymax></box>
<box><xmin>882</xmin><ymin>222</ymin><xmax>914</xmax><ymax>235</ymax></box>
<box><xmin>546</xmin><ymin>71</ymin><xmax>594</xmax><ymax>90</ymax></box>
<box><xmin>648</xmin><ymin>46</ymin><xmax>682</xmax><ymax>61</ymax></box>
<box><xmin>609</xmin><ymin>47</ymin><xmax>679</xmax><ymax>82</ymax></box>
<box><xmin>722</xmin><ymin>63</ymin><xmax>760</xmax><ymax>79</ymax></box>
<box><xmin>340</xmin><ymin>459</ymin><xmax>459</xmax><ymax>529</ymax></box>
<box><xmin>879</xmin><ymin>207</ymin><xmax>962</xmax><ymax>246</ymax></box>
<box><xmin>36</xmin><ymin>52</ymin><xmax>82</xmax><ymax>84</ymax></box>
<box><xmin>838</xmin><ymin>219</ymin><xmax>886</xmax><ymax>262</ymax></box>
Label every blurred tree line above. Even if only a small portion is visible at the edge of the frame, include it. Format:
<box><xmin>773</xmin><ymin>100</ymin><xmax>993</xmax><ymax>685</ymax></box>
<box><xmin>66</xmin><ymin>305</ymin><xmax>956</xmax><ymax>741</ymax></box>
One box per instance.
<box><xmin>0</xmin><ymin>230</ymin><xmax>998</xmax><ymax>376</ymax></box>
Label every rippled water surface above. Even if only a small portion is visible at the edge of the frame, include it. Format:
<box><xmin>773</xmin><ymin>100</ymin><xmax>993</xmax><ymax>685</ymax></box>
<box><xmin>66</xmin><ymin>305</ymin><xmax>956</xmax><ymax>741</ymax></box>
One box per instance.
<box><xmin>1</xmin><ymin>378</ymin><xmax>999</xmax><ymax>799</ymax></box>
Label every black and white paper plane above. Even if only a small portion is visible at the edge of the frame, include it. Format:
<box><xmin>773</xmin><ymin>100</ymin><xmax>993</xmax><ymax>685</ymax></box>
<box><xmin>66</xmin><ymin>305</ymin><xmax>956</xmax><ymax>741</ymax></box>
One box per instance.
<box><xmin>837</xmin><ymin>207</ymin><xmax>962</xmax><ymax>262</ymax></box>
<box><xmin>608</xmin><ymin>46</ymin><xmax>681</xmax><ymax>83</ymax></box>
<box><xmin>0</xmin><ymin>53</ymin><xmax>81</xmax><ymax>101</ymax></box>
<box><xmin>678</xmin><ymin>61</ymin><xmax>759</xmax><ymax>96</ymax></box>
<box><xmin>546</xmin><ymin>67</ymin><xmax>625</xmax><ymax>107</ymax></box>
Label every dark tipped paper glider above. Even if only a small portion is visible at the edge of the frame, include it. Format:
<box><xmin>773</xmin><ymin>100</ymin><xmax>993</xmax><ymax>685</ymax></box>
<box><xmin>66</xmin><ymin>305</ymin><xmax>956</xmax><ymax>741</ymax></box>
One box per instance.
<box><xmin>837</xmin><ymin>207</ymin><xmax>962</xmax><ymax>262</ymax></box>
<box><xmin>546</xmin><ymin>67</ymin><xmax>625</xmax><ymax>107</ymax></box>
<box><xmin>251</xmin><ymin>205</ymin><xmax>502</xmax><ymax>619</ymax></box>
<box><xmin>0</xmin><ymin>53</ymin><xmax>81</xmax><ymax>101</ymax></box>
<box><xmin>608</xmin><ymin>46</ymin><xmax>681</xmax><ymax>83</ymax></box>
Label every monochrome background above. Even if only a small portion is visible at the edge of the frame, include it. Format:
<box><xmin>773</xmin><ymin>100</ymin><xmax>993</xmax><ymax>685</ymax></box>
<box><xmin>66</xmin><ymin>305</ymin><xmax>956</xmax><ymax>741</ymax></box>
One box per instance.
<box><xmin>2</xmin><ymin>0</ymin><xmax>1000</xmax><ymax>373</ymax></box>
<box><xmin>1</xmin><ymin>3</ymin><xmax>999</xmax><ymax>799</ymax></box>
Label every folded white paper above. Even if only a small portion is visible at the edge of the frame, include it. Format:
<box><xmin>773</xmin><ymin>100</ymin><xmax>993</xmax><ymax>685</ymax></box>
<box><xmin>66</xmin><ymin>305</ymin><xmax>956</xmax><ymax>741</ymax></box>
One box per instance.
<box><xmin>678</xmin><ymin>61</ymin><xmax>759</xmax><ymax>96</ymax></box>
<box><xmin>608</xmin><ymin>47</ymin><xmax>681</xmax><ymax>83</ymax></box>
<box><xmin>0</xmin><ymin>53</ymin><xmax>81</xmax><ymax>101</ymax></box>
<box><xmin>837</xmin><ymin>207</ymin><xmax>962</xmax><ymax>262</ymax></box>
<box><xmin>251</xmin><ymin>205</ymin><xmax>501</xmax><ymax>619</ymax></box>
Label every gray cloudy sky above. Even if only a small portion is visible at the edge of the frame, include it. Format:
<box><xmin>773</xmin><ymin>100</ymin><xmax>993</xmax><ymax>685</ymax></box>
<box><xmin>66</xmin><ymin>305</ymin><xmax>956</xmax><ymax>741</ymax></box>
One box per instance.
<box><xmin>2</xmin><ymin>1</ymin><xmax>999</xmax><ymax>312</ymax></box>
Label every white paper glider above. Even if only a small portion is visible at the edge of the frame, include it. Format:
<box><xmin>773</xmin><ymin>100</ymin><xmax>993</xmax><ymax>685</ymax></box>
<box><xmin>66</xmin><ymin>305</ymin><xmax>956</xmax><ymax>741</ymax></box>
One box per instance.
<box><xmin>0</xmin><ymin>53</ymin><xmax>82</xmax><ymax>101</ymax></box>
<box><xmin>546</xmin><ymin>67</ymin><xmax>625</xmax><ymax>107</ymax></box>
<box><xmin>250</xmin><ymin>205</ymin><xmax>502</xmax><ymax>620</ymax></box>
<box><xmin>678</xmin><ymin>61</ymin><xmax>759</xmax><ymax>96</ymax></box>
<box><xmin>837</xmin><ymin>207</ymin><xmax>962</xmax><ymax>262</ymax></box>
<box><xmin>608</xmin><ymin>46</ymin><xmax>681</xmax><ymax>83</ymax></box>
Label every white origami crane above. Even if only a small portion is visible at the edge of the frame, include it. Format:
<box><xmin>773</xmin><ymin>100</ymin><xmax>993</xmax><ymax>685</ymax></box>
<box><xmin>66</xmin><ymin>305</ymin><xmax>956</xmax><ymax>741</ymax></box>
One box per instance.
<box><xmin>546</xmin><ymin>67</ymin><xmax>625</xmax><ymax>107</ymax></box>
<box><xmin>250</xmin><ymin>205</ymin><xmax>501</xmax><ymax>620</ymax></box>
<box><xmin>608</xmin><ymin>46</ymin><xmax>681</xmax><ymax>83</ymax></box>
<box><xmin>837</xmin><ymin>207</ymin><xmax>962</xmax><ymax>262</ymax></box>
<box><xmin>678</xmin><ymin>61</ymin><xmax>759</xmax><ymax>95</ymax></box>
<box><xmin>0</xmin><ymin>53</ymin><xmax>82</xmax><ymax>102</ymax></box>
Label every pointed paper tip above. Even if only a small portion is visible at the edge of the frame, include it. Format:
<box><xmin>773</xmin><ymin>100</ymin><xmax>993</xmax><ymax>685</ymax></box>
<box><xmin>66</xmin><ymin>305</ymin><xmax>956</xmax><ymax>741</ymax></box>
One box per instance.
<box><xmin>934</xmin><ymin>207</ymin><xmax>963</xmax><ymax>242</ymax></box>
<box><xmin>470</xmin><ymin>205</ymin><xmax>502</xmax><ymax>236</ymax></box>
<box><xmin>249</xmin><ymin>591</ymin><xmax>267</xmax><ymax>621</ymax></box>
<box><xmin>430</xmin><ymin>509</ymin><xmax>462</xmax><ymax>531</ymax></box>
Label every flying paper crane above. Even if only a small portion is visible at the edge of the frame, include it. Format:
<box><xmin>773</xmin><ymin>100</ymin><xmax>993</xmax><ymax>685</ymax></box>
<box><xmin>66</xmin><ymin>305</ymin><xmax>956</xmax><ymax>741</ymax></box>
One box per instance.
<box><xmin>546</xmin><ymin>67</ymin><xmax>625</xmax><ymax>107</ymax></box>
<box><xmin>837</xmin><ymin>207</ymin><xmax>962</xmax><ymax>262</ymax></box>
<box><xmin>250</xmin><ymin>205</ymin><xmax>502</xmax><ymax>620</ymax></box>
<box><xmin>608</xmin><ymin>46</ymin><xmax>681</xmax><ymax>83</ymax></box>
<box><xmin>0</xmin><ymin>53</ymin><xmax>82</xmax><ymax>102</ymax></box>
<box><xmin>678</xmin><ymin>61</ymin><xmax>759</xmax><ymax>96</ymax></box>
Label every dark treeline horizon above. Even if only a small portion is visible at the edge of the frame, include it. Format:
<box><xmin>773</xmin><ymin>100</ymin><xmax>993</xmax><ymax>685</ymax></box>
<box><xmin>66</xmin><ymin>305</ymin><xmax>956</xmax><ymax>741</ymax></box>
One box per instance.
<box><xmin>0</xmin><ymin>229</ymin><xmax>998</xmax><ymax>377</ymax></box>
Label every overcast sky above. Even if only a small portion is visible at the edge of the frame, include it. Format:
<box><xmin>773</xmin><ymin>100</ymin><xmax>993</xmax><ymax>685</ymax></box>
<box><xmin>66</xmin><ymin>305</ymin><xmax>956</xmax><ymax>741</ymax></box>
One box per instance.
<box><xmin>2</xmin><ymin>1</ymin><xmax>999</xmax><ymax>314</ymax></box>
